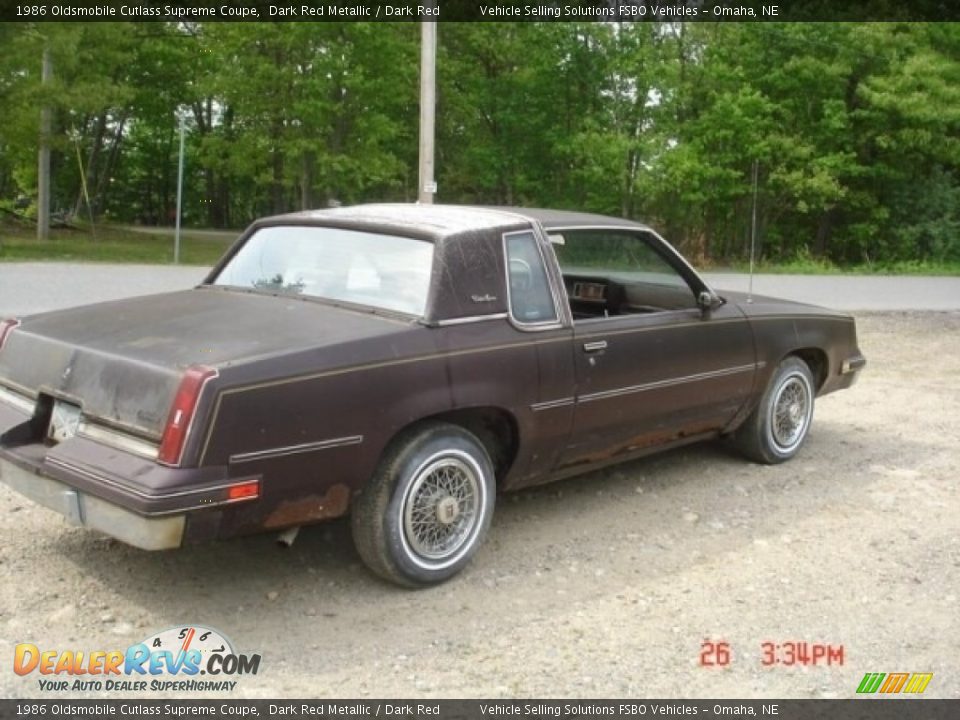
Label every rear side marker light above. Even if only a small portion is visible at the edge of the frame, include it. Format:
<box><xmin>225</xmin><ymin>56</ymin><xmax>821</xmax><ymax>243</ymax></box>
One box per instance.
<box><xmin>157</xmin><ymin>365</ymin><xmax>218</xmax><ymax>467</ymax></box>
<box><xmin>226</xmin><ymin>479</ymin><xmax>260</xmax><ymax>501</ymax></box>
<box><xmin>0</xmin><ymin>318</ymin><xmax>21</xmax><ymax>353</ymax></box>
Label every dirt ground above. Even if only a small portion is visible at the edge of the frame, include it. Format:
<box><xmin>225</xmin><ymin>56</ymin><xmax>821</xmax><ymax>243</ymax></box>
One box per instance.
<box><xmin>1</xmin><ymin>311</ymin><xmax>957</xmax><ymax>699</ymax></box>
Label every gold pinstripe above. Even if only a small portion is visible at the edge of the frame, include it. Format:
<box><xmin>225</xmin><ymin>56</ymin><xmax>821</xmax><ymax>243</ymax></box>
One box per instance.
<box><xmin>195</xmin><ymin>312</ymin><xmax>847</xmax><ymax>463</ymax></box>
<box><xmin>198</xmin><ymin>335</ymin><xmax>569</xmax><ymax>463</ymax></box>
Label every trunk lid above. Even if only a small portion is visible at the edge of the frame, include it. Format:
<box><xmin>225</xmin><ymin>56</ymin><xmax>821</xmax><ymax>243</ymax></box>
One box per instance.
<box><xmin>0</xmin><ymin>288</ymin><xmax>410</xmax><ymax>439</ymax></box>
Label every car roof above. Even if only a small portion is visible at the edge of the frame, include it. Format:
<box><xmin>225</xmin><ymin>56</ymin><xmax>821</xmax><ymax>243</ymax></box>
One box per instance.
<box><xmin>484</xmin><ymin>206</ymin><xmax>651</xmax><ymax>232</ymax></box>
<box><xmin>263</xmin><ymin>203</ymin><xmax>651</xmax><ymax>239</ymax></box>
<box><xmin>269</xmin><ymin>204</ymin><xmax>527</xmax><ymax>239</ymax></box>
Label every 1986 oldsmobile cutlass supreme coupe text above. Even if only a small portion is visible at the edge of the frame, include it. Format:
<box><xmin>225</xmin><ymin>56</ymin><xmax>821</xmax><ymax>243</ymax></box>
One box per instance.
<box><xmin>0</xmin><ymin>205</ymin><xmax>865</xmax><ymax>586</ymax></box>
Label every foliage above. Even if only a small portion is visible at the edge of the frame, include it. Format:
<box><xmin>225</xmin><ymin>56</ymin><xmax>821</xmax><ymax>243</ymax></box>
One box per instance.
<box><xmin>1</xmin><ymin>21</ymin><xmax>958</xmax><ymax>267</ymax></box>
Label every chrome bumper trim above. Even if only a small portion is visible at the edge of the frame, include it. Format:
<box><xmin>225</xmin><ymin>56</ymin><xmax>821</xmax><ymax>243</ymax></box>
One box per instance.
<box><xmin>0</xmin><ymin>458</ymin><xmax>184</xmax><ymax>550</ymax></box>
<box><xmin>43</xmin><ymin>455</ymin><xmax>252</xmax><ymax>507</ymax></box>
<box><xmin>0</xmin><ymin>385</ymin><xmax>34</xmax><ymax>415</ymax></box>
<box><xmin>841</xmin><ymin>355</ymin><xmax>867</xmax><ymax>374</ymax></box>
<box><xmin>77</xmin><ymin>420</ymin><xmax>159</xmax><ymax>461</ymax></box>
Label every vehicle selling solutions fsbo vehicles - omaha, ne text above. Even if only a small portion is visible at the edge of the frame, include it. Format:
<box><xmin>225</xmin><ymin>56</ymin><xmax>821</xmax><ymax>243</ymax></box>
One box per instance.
<box><xmin>0</xmin><ymin>205</ymin><xmax>865</xmax><ymax>586</ymax></box>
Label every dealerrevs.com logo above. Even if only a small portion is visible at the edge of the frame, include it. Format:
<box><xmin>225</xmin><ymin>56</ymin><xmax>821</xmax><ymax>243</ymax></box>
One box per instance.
<box><xmin>14</xmin><ymin>625</ymin><xmax>261</xmax><ymax>692</ymax></box>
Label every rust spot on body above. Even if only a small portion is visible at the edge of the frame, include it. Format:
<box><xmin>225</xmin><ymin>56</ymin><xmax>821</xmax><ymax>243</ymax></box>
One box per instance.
<box><xmin>263</xmin><ymin>483</ymin><xmax>350</xmax><ymax>529</ymax></box>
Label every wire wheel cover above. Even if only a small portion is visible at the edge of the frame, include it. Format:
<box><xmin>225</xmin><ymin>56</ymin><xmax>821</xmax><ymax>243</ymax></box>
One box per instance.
<box><xmin>403</xmin><ymin>456</ymin><xmax>481</xmax><ymax>561</ymax></box>
<box><xmin>771</xmin><ymin>375</ymin><xmax>810</xmax><ymax>450</ymax></box>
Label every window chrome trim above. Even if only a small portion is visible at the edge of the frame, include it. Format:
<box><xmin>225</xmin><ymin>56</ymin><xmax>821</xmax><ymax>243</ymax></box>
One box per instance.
<box><xmin>229</xmin><ymin>435</ymin><xmax>363</xmax><ymax>464</ymax></box>
<box><xmin>543</xmin><ymin>224</ymin><xmax>718</xmax><ymax>301</ymax></box>
<box><xmin>531</xmin><ymin>222</ymin><xmax>575</xmax><ymax>328</ymax></box>
<box><xmin>434</xmin><ymin>313</ymin><xmax>509</xmax><ymax>327</ymax></box>
<box><xmin>502</xmin><ymin>229</ymin><xmax>565</xmax><ymax>332</ymax></box>
<box><xmin>208</xmin><ymin>225</ymin><xmax>435</xmax><ymax>319</ymax></box>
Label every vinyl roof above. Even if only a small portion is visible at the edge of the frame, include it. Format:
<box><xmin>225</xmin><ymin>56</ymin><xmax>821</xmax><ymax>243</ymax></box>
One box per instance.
<box><xmin>267</xmin><ymin>203</ymin><xmax>650</xmax><ymax>238</ymax></box>
<box><xmin>490</xmin><ymin>207</ymin><xmax>650</xmax><ymax>231</ymax></box>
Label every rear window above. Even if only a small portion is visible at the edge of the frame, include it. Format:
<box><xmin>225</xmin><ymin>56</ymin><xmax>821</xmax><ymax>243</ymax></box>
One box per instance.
<box><xmin>211</xmin><ymin>226</ymin><xmax>434</xmax><ymax>316</ymax></box>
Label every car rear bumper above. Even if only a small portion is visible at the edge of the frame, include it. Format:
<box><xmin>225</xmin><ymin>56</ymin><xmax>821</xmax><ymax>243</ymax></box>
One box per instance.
<box><xmin>0</xmin><ymin>398</ymin><xmax>260</xmax><ymax>549</ymax></box>
<box><xmin>841</xmin><ymin>353</ymin><xmax>867</xmax><ymax>375</ymax></box>
<box><xmin>0</xmin><ymin>456</ymin><xmax>185</xmax><ymax>550</ymax></box>
<box><xmin>834</xmin><ymin>352</ymin><xmax>866</xmax><ymax>390</ymax></box>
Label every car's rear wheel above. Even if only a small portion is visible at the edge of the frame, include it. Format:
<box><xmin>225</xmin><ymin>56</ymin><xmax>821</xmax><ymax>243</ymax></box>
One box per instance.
<box><xmin>734</xmin><ymin>356</ymin><xmax>816</xmax><ymax>464</ymax></box>
<box><xmin>351</xmin><ymin>422</ymin><xmax>495</xmax><ymax>587</ymax></box>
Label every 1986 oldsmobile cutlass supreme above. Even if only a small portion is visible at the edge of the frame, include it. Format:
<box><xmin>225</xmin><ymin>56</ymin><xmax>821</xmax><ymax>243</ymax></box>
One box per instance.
<box><xmin>0</xmin><ymin>205</ymin><xmax>865</xmax><ymax>586</ymax></box>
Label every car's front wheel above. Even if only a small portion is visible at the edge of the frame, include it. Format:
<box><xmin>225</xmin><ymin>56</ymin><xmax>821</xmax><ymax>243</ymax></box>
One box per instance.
<box><xmin>351</xmin><ymin>422</ymin><xmax>496</xmax><ymax>587</ymax></box>
<box><xmin>734</xmin><ymin>356</ymin><xmax>816</xmax><ymax>464</ymax></box>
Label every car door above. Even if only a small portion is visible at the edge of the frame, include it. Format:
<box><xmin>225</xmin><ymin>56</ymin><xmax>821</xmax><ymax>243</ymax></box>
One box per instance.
<box><xmin>498</xmin><ymin>229</ymin><xmax>577</xmax><ymax>486</ymax></box>
<box><xmin>550</xmin><ymin>227</ymin><xmax>756</xmax><ymax>469</ymax></box>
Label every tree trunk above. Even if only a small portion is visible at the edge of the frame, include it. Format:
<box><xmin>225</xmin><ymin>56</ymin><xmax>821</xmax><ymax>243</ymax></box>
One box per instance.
<box><xmin>92</xmin><ymin>114</ymin><xmax>127</xmax><ymax>216</ymax></box>
<box><xmin>271</xmin><ymin>119</ymin><xmax>285</xmax><ymax>216</ymax></box>
<box><xmin>160</xmin><ymin>123</ymin><xmax>175</xmax><ymax>223</ymax></box>
<box><xmin>74</xmin><ymin>114</ymin><xmax>106</xmax><ymax>217</ymax></box>
<box><xmin>204</xmin><ymin>167</ymin><xmax>216</xmax><ymax>227</ymax></box>
<box><xmin>814</xmin><ymin>209</ymin><xmax>834</xmax><ymax>259</ymax></box>
<box><xmin>300</xmin><ymin>152</ymin><xmax>314</xmax><ymax>210</ymax></box>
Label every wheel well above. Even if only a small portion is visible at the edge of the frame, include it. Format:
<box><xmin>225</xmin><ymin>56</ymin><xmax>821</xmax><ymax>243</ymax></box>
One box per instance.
<box><xmin>790</xmin><ymin>348</ymin><xmax>829</xmax><ymax>391</ymax></box>
<box><xmin>411</xmin><ymin>407</ymin><xmax>519</xmax><ymax>486</ymax></box>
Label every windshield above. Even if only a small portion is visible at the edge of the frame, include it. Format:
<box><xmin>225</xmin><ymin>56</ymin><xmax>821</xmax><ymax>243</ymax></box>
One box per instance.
<box><xmin>210</xmin><ymin>225</ymin><xmax>435</xmax><ymax>316</ymax></box>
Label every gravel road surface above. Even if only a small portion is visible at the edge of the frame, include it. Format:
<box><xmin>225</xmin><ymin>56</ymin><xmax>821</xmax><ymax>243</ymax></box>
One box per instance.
<box><xmin>0</xmin><ymin>263</ymin><xmax>957</xmax><ymax>699</ymax></box>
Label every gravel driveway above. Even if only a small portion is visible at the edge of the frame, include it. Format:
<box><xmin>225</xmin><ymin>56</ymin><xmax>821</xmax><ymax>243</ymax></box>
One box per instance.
<box><xmin>0</xmin><ymin>263</ymin><xmax>957</xmax><ymax>699</ymax></box>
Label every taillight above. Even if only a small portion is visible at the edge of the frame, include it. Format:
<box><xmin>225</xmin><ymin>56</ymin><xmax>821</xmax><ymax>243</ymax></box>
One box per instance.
<box><xmin>0</xmin><ymin>318</ymin><xmax>21</xmax><ymax>353</ymax></box>
<box><xmin>157</xmin><ymin>365</ymin><xmax>218</xmax><ymax>467</ymax></box>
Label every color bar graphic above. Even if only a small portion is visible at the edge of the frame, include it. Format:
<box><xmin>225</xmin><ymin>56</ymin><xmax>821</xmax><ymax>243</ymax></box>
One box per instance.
<box><xmin>857</xmin><ymin>672</ymin><xmax>933</xmax><ymax>694</ymax></box>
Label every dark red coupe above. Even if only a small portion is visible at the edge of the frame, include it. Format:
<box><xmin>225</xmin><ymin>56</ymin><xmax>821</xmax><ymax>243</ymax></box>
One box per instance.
<box><xmin>0</xmin><ymin>205</ymin><xmax>865</xmax><ymax>586</ymax></box>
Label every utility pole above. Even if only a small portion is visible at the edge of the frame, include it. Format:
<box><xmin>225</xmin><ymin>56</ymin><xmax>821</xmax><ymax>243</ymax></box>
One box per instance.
<box><xmin>174</xmin><ymin>111</ymin><xmax>185</xmax><ymax>264</ymax></box>
<box><xmin>418</xmin><ymin>15</ymin><xmax>437</xmax><ymax>204</ymax></box>
<box><xmin>748</xmin><ymin>160</ymin><xmax>759</xmax><ymax>303</ymax></box>
<box><xmin>37</xmin><ymin>47</ymin><xmax>52</xmax><ymax>240</ymax></box>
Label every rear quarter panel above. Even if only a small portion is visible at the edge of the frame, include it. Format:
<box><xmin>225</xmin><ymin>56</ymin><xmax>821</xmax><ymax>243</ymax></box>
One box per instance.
<box><xmin>196</xmin><ymin>325</ymin><xmax>448</xmax><ymax>535</ymax></box>
<box><xmin>196</xmin><ymin>318</ymin><xmax>549</xmax><ymax>537</ymax></box>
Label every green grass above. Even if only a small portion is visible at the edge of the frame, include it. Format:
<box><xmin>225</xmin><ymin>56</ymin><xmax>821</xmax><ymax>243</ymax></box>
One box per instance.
<box><xmin>0</xmin><ymin>223</ymin><xmax>234</xmax><ymax>265</ymax></box>
<box><xmin>725</xmin><ymin>257</ymin><xmax>960</xmax><ymax>276</ymax></box>
<box><xmin>717</xmin><ymin>244</ymin><xmax>960</xmax><ymax>275</ymax></box>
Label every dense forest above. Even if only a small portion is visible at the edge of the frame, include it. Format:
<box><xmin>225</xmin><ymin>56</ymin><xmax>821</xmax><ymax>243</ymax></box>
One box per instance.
<box><xmin>1</xmin><ymin>22</ymin><xmax>958</xmax><ymax>265</ymax></box>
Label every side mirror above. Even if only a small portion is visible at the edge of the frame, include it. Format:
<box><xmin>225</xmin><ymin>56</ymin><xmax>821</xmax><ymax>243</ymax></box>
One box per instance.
<box><xmin>697</xmin><ymin>290</ymin><xmax>723</xmax><ymax>312</ymax></box>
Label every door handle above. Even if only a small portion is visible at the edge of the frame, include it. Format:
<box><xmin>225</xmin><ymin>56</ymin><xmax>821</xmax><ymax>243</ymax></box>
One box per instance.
<box><xmin>582</xmin><ymin>340</ymin><xmax>608</xmax><ymax>353</ymax></box>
